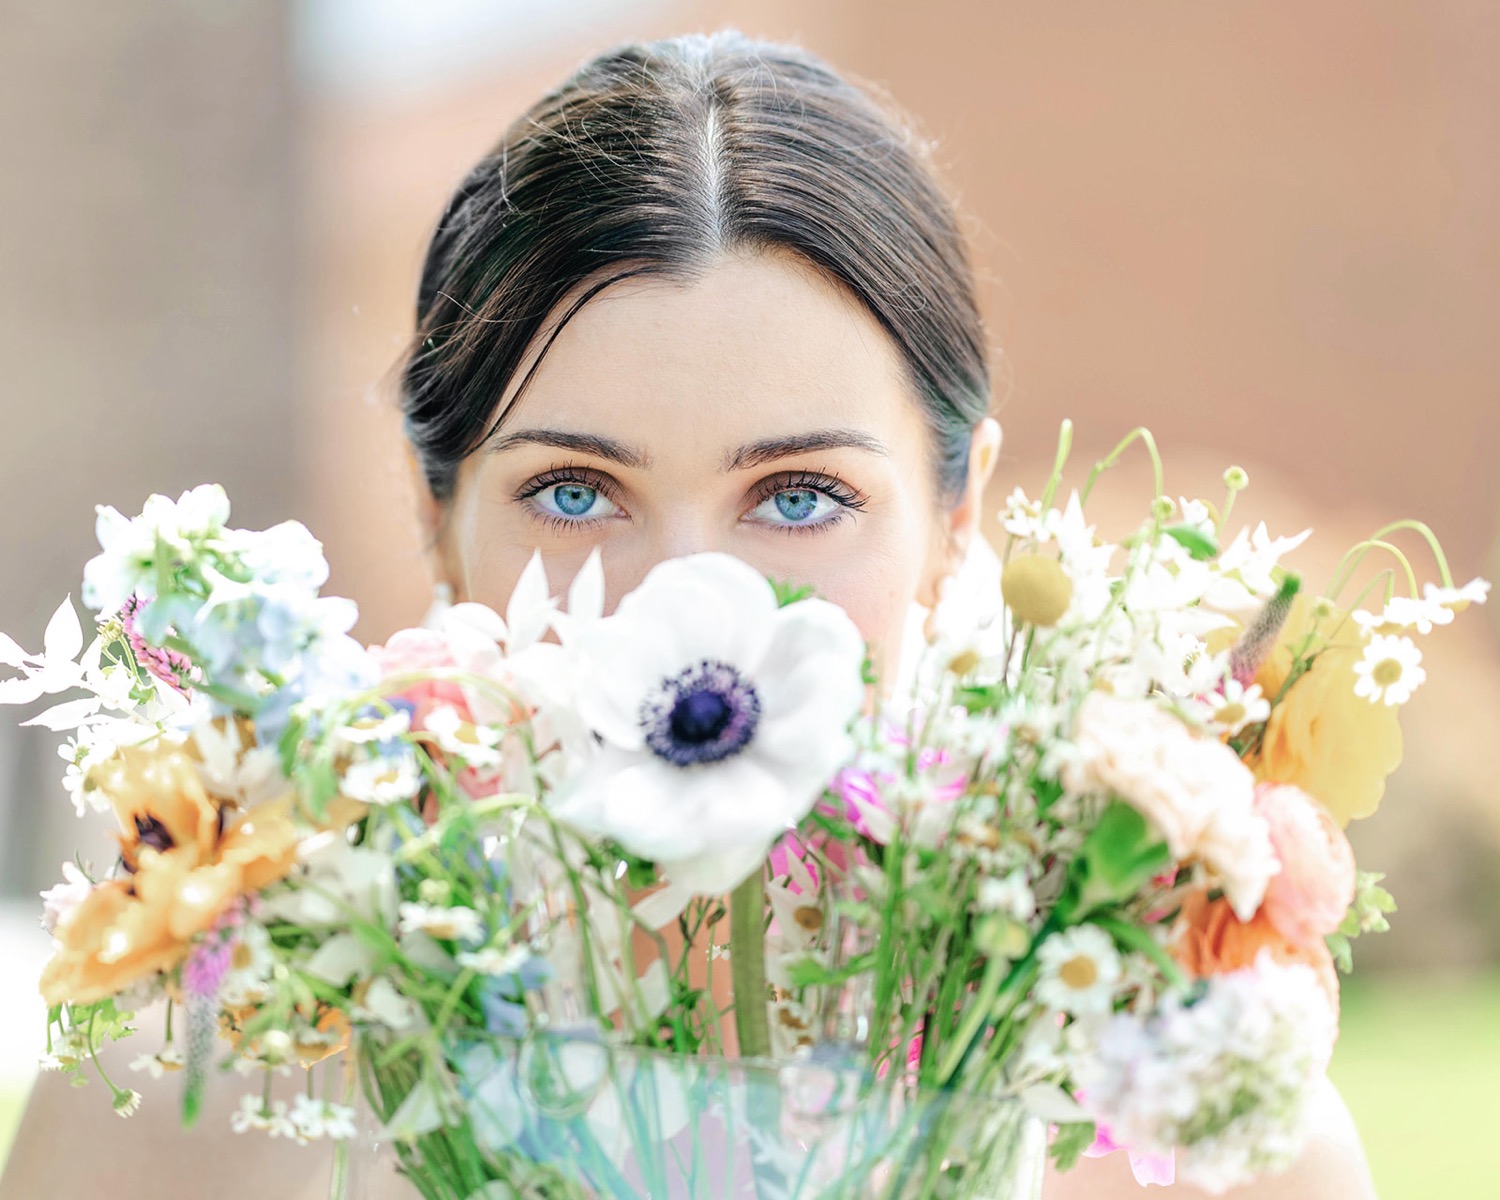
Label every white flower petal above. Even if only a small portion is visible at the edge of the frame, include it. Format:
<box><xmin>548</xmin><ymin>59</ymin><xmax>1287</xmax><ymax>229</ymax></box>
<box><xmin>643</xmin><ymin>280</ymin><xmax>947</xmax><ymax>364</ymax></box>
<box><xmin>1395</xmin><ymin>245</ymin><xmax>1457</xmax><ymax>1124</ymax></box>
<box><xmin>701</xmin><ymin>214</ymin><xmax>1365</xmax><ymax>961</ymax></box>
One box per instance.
<box><xmin>506</xmin><ymin>550</ymin><xmax>554</xmax><ymax>651</ymax></box>
<box><xmin>663</xmin><ymin>840</ymin><xmax>769</xmax><ymax>895</ymax></box>
<box><xmin>0</xmin><ymin>675</ymin><xmax>48</xmax><ymax>706</ymax></box>
<box><xmin>43</xmin><ymin>596</ymin><xmax>84</xmax><ymax>663</ymax></box>
<box><xmin>21</xmin><ymin>696</ymin><xmax>103</xmax><ymax>731</ymax></box>
<box><xmin>566</xmin><ymin>547</ymin><xmax>605</xmax><ymax>626</ymax></box>
<box><xmin>303</xmin><ymin>934</ymin><xmax>378</xmax><ymax>986</ymax></box>
<box><xmin>0</xmin><ymin>632</ymin><xmax>27</xmax><ymax>668</ymax></box>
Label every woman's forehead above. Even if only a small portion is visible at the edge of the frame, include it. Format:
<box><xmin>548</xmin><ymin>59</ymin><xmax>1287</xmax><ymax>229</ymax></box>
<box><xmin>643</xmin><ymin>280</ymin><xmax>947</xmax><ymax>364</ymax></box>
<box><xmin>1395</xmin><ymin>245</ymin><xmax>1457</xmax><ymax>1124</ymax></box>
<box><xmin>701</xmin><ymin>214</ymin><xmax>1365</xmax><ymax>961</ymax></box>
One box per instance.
<box><xmin>498</xmin><ymin>250</ymin><xmax>920</xmax><ymax>450</ymax></box>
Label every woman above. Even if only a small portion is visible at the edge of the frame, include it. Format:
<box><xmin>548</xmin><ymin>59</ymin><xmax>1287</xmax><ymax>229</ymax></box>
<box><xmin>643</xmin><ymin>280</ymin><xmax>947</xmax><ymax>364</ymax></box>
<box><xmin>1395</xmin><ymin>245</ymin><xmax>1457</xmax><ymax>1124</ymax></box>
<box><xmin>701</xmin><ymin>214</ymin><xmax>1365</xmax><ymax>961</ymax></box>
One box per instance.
<box><xmin>1</xmin><ymin>30</ymin><xmax>1377</xmax><ymax>1199</ymax></box>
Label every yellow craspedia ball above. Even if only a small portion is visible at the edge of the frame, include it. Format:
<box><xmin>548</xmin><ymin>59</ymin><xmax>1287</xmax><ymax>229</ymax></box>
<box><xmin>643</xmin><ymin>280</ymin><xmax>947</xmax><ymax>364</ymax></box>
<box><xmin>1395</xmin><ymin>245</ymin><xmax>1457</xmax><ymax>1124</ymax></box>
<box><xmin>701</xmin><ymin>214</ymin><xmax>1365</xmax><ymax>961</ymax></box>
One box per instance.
<box><xmin>1001</xmin><ymin>554</ymin><xmax>1073</xmax><ymax>627</ymax></box>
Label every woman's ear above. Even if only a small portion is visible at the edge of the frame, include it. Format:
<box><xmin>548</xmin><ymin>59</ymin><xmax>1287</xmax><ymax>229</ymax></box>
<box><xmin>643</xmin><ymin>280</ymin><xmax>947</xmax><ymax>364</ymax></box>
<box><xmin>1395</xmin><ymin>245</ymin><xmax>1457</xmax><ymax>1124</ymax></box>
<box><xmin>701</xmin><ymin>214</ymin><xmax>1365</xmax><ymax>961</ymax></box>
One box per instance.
<box><xmin>916</xmin><ymin>418</ymin><xmax>1002</xmax><ymax>609</ymax></box>
<box><xmin>950</xmin><ymin>417</ymin><xmax>1002</xmax><ymax>557</ymax></box>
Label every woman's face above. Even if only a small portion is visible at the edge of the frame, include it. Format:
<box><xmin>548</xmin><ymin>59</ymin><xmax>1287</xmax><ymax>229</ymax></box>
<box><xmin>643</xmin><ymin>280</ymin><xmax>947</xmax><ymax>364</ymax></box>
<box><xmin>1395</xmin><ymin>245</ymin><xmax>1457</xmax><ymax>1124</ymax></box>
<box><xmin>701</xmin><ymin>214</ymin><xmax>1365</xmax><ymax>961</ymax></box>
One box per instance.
<box><xmin>430</xmin><ymin>248</ymin><xmax>998</xmax><ymax>667</ymax></box>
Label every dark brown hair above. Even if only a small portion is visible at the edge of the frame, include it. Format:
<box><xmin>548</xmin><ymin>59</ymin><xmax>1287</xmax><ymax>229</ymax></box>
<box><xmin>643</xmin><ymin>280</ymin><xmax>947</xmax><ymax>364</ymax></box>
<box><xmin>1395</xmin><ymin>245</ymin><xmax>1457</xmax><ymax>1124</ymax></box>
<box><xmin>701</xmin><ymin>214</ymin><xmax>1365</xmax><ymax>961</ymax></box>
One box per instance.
<box><xmin>400</xmin><ymin>30</ymin><xmax>991</xmax><ymax>505</ymax></box>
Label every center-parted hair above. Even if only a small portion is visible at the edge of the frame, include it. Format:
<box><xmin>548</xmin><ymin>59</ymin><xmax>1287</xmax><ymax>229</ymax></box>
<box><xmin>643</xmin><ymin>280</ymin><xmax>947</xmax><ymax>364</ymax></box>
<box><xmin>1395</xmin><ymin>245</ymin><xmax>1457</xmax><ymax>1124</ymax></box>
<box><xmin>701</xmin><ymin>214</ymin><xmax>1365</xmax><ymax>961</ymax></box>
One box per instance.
<box><xmin>400</xmin><ymin>30</ymin><xmax>992</xmax><ymax>505</ymax></box>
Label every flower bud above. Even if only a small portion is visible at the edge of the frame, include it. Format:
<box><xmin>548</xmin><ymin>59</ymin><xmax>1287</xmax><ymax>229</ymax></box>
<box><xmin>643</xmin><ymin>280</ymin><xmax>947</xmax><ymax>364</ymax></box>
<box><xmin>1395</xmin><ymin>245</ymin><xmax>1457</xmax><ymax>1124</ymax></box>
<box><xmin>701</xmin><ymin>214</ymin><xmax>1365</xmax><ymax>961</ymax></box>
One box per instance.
<box><xmin>418</xmin><ymin>879</ymin><xmax>452</xmax><ymax>906</ymax></box>
<box><xmin>260</xmin><ymin>1029</ymin><xmax>294</xmax><ymax>1064</ymax></box>
<box><xmin>1223</xmin><ymin>465</ymin><xmax>1249</xmax><ymax>491</ymax></box>
<box><xmin>1001</xmin><ymin>555</ymin><xmax>1073</xmax><ymax>627</ymax></box>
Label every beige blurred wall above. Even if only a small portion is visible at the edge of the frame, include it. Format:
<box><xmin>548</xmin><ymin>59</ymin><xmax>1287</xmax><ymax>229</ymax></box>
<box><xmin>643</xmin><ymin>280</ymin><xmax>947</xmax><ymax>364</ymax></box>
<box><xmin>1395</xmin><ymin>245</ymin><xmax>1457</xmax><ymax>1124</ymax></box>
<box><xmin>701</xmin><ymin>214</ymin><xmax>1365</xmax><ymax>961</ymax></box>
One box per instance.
<box><xmin>0</xmin><ymin>1</ymin><xmax>300</xmax><ymax>897</ymax></box>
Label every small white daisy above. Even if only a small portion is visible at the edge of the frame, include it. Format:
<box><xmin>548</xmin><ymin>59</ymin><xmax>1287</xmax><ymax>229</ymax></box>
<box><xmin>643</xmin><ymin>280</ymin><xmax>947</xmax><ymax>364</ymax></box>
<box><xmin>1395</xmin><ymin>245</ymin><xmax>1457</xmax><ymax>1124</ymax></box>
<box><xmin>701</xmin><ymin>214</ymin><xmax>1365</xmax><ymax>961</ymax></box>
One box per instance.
<box><xmin>1035</xmin><ymin>925</ymin><xmax>1122</xmax><ymax>1018</ymax></box>
<box><xmin>1353</xmin><ymin>634</ymin><xmax>1426</xmax><ymax>706</ymax></box>
<box><xmin>129</xmin><ymin>1049</ymin><xmax>183</xmax><ymax>1079</ymax></box>
<box><xmin>1423</xmin><ymin>577</ymin><xmax>1490</xmax><ymax>613</ymax></box>
<box><xmin>111</xmin><ymin>1089</ymin><xmax>143</xmax><ymax>1117</ymax></box>
<box><xmin>398</xmin><ymin>901</ymin><xmax>484</xmax><ymax>942</ymax></box>
<box><xmin>288</xmin><ymin>1094</ymin><xmax>359</xmax><ymax>1141</ymax></box>
<box><xmin>1201</xmin><ymin>679</ymin><xmax>1271</xmax><ymax>736</ymax></box>
<box><xmin>976</xmin><ymin>871</ymin><xmax>1037</xmax><ymax>922</ymax></box>
<box><xmin>424</xmin><ymin>704</ymin><xmax>504</xmax><ymax>770</ymax></box>
<box><xmin>1001</xmin><ymin>487</ymin><xmax>1049</xmax><ymax>542</ymax></box>
<box><xmin>335</xmin><ymin>709</ymin><xmax>411</xmax><ymax>745</ymax></box>
<box><xmin>1353</xmin><ymin>594</ymin><xmax>1452</xmax><ymax>637</ymax></box>
<box><xmin>220</xmin><ymin>921</ymin><xmax>275</xmax><ymax>1007</ymax></box>
<box><xmin>342</xmin><ymin>750</ymin><xmax>422</xmax><ymax>805</ymax></box>
<box><xmin>456</xmin><ymin>945</ymin><xmax>532</xmax><ymax>976</ymax></box>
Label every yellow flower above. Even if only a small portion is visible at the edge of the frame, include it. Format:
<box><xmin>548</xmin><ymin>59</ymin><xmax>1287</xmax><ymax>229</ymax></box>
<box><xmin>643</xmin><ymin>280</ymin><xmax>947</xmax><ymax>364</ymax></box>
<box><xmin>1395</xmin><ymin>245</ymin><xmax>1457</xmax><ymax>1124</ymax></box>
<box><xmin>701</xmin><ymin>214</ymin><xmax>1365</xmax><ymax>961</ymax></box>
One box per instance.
<box><xmin>1245</xmin><ymin>595</ymin><xmax>1404</xmax><ymax>826</ymax></box>
<box><xmin>39</xmin><ymin>740</ymin><xmax>303</xmax><ymax>1007</ymax></box>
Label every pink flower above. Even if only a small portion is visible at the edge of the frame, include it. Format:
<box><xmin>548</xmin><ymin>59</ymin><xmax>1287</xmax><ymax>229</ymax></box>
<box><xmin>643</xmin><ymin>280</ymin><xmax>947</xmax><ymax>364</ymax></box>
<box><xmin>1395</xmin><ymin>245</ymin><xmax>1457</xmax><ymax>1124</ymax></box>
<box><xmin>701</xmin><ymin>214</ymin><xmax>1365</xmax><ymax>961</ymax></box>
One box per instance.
<box><xmin>1084</xmin><ymin>1120</ymin><xmax>1176</xmax><ymax>1186</ymax></box>
<box><xmin>368</xmin><ymin>629</ymin><xmax>470</xmax><ymax>726</ymax></box>
<box><xmin>1254</xmin><ymin>782</ymin><xmax>1357</xmax><ymax>946</ymax></box>
<box><xmin>832</xmin><ymin>745</ymin><xmax>967</xmax><ymax>848</ymax></box>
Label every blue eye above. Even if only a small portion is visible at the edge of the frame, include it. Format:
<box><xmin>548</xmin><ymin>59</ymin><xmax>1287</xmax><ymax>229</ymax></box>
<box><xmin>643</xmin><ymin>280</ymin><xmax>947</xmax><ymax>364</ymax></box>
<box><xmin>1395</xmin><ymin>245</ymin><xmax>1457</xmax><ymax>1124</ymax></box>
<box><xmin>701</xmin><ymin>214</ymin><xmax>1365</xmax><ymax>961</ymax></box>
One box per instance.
<box><xmin>530</xmin><ymin>481</ymin><xmax>620</xmax><ymax>523</ymax></box>
<box><xmin>775</xmin><ymin>489</ymin><xmax>819</xmax><ymax>521</ymax></box>
<box><xmin>554</xmin><ymin>484</ymin><xmax>596</xmax><ymax>516</ymax></box>
<box><xmin>749</xmin><ymin>486</ymin><xmax>843</xmax><ymax>527</ymax></box>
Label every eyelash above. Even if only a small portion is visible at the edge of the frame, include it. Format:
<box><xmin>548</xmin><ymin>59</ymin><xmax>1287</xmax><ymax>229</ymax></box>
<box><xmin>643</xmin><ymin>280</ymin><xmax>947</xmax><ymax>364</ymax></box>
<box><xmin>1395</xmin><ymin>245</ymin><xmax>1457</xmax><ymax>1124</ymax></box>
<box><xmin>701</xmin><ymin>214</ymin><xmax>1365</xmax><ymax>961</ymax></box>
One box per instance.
<box><xmin>511</xmin><ymin>462</ymin><xmax>867</xmax><ymax>534</ymax></box>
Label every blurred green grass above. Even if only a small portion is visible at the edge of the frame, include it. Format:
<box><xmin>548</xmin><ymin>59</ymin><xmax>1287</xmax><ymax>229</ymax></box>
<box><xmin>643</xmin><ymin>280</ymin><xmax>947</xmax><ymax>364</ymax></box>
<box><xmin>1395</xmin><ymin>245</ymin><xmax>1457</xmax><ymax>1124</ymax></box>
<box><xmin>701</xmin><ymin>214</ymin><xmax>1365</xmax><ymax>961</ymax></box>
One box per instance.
<box><xmin>0</xmin><ymin>972</ymin><xmax>1495</xmax><ymax>1192</ymax></box>
<box><xmin>1331</xmin><ymin>971</ymin><xmax>1500</xmax><ymax>1199</ymax></box>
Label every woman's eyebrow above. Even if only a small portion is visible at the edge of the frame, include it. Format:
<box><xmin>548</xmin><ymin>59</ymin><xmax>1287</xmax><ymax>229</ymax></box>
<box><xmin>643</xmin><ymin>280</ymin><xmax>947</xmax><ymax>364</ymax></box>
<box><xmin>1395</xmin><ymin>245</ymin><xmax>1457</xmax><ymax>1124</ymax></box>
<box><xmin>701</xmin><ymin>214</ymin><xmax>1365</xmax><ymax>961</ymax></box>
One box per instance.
<box><xmin>724</xmin><ymin>430</ymin><xmax>889</xmax><ymax>472</ymax></box>
<box><xmin>486</xmin><ymin>428</ymin><xmax>651</xmax><ymax>468</ymax></box>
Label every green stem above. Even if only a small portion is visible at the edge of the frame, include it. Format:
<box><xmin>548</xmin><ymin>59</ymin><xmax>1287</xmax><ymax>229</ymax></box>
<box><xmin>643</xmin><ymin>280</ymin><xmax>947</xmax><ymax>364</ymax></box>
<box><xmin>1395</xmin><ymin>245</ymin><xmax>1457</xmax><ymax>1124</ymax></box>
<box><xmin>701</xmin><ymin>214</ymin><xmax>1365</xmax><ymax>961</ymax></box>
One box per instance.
<box><xmin>1079</xmin><ymin>426</ymin><xmax>1165</xmax><ymax>506</ymax></box>
<box><xmin>729</xmin><ymin>872</ymin><xmax>770</xmax><ymax>1059</ymax></box>
<box><xmin>1037</xmin><ymin>418</ymin><xmax>1075</xmax><ymax>511</ymax></box>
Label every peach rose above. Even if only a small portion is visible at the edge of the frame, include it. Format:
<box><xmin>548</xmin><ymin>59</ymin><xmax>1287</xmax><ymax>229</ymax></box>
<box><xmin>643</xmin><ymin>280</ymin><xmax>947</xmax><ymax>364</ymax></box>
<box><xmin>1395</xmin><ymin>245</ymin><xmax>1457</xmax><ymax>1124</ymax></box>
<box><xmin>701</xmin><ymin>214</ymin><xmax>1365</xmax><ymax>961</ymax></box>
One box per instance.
<box><xmin>1063</xmin><ymin>693</ymin><xmax>1278</xmax><ymax>919</ymax></box>
<box><xmin>1254</xmin><ymin>783</ymin><xmax>1356</xmax><ymax>947</ymax></box>
<box><xmin>1173</xmin><ymin>890</ymin><xmax>1340</xmax><ymax>1013</ymax></box>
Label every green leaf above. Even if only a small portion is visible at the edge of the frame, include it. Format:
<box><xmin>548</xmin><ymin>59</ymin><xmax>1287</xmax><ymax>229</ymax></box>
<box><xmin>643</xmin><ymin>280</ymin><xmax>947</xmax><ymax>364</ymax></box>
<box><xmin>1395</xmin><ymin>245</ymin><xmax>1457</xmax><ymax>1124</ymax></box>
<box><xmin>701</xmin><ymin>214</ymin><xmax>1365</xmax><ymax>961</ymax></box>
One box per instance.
<box><xmin>770</xmin><ymin>579</ymin><xmax>815</xmax><ymax>607</ymax></box>
<box><xmin>1093</xmin><ymin>915</ymin><xmax>1186</xmax><ymax>987</ymax></box>
<box><xmin>297</xmin><ymin>755</ymin><xmax>339</xmax><ymax>821</ymax></box>
<box><xmin>1163</xmin><ymin>523</ymin><xmax>1220</xmax><ymax>561</ymax></box>
<box><xmin>1050</xmin><ymin>1120</ymin><xmax>1099</xmax><ymax>1173</ymax></box>
<box><xmin>1327</xmin><ymin>932</ymin><xmax>1354</xmax><ymax>974</ymax></box>
<box><xmin>1059</xmin><ymin>801</ymin><xmax>1172</xmax><ymax>923</ymax></box>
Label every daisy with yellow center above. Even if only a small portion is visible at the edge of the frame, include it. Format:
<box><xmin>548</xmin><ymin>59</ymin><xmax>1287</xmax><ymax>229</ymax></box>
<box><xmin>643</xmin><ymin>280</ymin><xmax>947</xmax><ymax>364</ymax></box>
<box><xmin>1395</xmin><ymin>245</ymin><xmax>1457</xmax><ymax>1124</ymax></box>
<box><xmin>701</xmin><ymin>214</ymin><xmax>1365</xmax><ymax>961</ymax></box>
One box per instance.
<box><xmin>1202</xmin><ymin>679</ymin><xmax>1271</xmax><ymax>737</ymax></box>
<box><xmin>1035</xmin><ymin>925</ymin><xmax>1123</xmax><ymax>1018</ymax></box>
<box><xmin>1353</xmin><ymin>634</ymin><xmax>1426</xmax><ymax>706</ymax></box>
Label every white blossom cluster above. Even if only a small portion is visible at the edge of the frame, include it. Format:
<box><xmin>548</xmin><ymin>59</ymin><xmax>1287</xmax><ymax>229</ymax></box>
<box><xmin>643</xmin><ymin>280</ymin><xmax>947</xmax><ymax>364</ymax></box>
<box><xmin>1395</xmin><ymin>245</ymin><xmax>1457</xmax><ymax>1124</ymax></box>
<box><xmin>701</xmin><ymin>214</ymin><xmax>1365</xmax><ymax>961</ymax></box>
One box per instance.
<box><xmin>1070</xmin><ymin>954</ymin><xmax>1337</xmax><ymax>1193</ymax></box>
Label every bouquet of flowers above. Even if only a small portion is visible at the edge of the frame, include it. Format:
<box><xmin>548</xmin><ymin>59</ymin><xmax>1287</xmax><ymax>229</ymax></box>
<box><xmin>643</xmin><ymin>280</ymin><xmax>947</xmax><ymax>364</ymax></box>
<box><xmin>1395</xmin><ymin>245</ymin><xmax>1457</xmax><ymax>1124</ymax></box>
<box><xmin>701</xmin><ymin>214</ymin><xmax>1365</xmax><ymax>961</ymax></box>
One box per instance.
<box><xmin>3</xmin><ymin>422</ymin><xmax>1487</xmax><ymax>1199</ymax></box>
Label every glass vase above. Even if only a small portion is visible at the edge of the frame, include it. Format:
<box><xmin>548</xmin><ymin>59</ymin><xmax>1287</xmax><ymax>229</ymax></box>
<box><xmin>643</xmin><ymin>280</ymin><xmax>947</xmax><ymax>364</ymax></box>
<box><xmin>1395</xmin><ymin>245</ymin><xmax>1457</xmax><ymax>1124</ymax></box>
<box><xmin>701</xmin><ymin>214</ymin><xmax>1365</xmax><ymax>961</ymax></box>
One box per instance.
<box><xmin>341</xmin><ymin>1033</ymin><xmax>1047</xmax><ymax>1200</ymax></box>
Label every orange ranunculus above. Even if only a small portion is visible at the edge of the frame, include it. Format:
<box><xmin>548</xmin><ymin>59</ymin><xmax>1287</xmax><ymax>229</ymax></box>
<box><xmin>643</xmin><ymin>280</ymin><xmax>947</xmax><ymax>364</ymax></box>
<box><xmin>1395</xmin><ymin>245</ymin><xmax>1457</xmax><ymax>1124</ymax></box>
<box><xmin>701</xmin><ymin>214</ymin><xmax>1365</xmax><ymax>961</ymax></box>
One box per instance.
<box><xmin>1212</xmin><ymin>594</ymin><xmax>1404</xmax><ymax>826</ymax></box>
<box><xmin>39</xmin><ymin>740</ymin><xmax>303</xmax><ymax>1008</ymax></box>
<box><xmin>1173</xmin><ymin>890</ymin><xmax>1340</xmax><ymax>1013</ymax></box>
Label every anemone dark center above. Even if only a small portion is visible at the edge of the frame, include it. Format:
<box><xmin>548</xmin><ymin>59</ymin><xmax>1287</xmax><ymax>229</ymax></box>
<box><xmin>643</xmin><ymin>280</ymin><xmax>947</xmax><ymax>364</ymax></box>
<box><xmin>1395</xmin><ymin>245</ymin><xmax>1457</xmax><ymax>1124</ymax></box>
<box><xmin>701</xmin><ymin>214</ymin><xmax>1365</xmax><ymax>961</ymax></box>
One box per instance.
<box><xmin>641</xmin><ymin>660</ymin><xmax>760</xmax><ymax>768</ymax></box>
<box><xmin>669</xmin><ymin>690</ymin><xmax>733</xmax><ymax>745</ymax></box>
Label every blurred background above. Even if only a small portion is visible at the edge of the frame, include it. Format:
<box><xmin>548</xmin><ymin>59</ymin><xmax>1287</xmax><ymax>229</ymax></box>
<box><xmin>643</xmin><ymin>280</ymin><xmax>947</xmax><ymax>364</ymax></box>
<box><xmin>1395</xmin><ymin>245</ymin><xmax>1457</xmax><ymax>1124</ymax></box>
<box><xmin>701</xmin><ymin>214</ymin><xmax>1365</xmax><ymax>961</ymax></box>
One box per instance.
<box><xmin>1</xmin><ymin>2</ymin><xmax>1497</xmax><ymax>1195</ymax></box>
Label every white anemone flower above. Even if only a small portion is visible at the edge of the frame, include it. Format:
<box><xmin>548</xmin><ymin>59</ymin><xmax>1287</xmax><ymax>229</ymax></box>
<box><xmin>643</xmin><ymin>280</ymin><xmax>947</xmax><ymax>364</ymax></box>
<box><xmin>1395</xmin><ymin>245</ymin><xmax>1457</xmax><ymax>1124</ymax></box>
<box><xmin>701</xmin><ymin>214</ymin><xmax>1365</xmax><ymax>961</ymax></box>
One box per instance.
<box><xmin>551</xmin><ymin>553</ymin><xmax>866</xmax><ymax>895</ymax></box>
<box><xmin>1353</xmin><ymin>634</ymin><xmax>1426</xmax><ymax>706</ymax></box>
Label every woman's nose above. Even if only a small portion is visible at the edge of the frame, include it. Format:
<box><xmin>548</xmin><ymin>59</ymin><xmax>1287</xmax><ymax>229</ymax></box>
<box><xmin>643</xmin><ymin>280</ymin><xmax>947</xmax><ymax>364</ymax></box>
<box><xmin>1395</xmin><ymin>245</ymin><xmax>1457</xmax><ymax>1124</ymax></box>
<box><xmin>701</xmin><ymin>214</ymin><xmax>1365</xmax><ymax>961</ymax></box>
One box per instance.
<box><xmin>650</xmin><ymin>516</ymin><xmax>727</xmax><ymax>564</ymax></box>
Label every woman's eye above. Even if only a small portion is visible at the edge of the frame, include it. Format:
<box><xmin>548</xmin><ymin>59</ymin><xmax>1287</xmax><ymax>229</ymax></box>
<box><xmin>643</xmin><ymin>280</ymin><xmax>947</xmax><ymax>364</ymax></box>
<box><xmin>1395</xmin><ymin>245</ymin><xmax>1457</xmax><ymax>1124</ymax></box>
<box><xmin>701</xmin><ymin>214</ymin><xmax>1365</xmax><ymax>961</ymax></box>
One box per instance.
<box><xmin>748</xmin><ymin>487</ymin><xmax>844</xmax><ymax>527</ymax></box>
<box><xmin>532</xmin><ymin>482</ymin><xmax>620</xmax><ymax>522</ymax></box>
